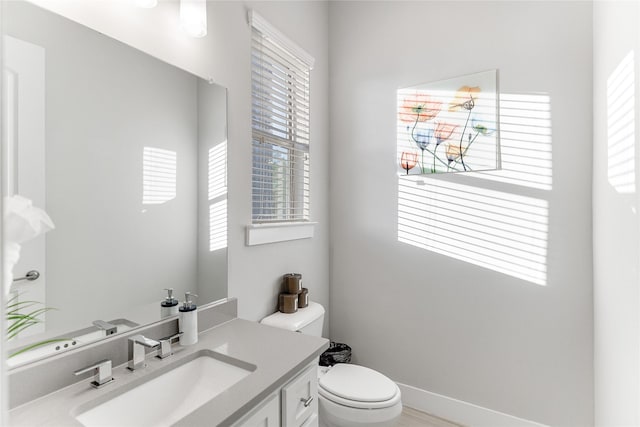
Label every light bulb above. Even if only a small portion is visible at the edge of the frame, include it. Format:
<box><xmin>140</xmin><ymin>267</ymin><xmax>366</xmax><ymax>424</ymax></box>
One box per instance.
<box><xmin>180</xmin><ymin>0</ymin><xmax>207</xmax><ymax>38</ymax></box>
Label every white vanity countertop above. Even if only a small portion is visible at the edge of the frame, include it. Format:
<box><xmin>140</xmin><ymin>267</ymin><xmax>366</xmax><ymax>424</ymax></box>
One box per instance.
<box><xmin>9</xmin><ymin>318</ymin><xmax>329</xmax><ymax>426</ymax></box>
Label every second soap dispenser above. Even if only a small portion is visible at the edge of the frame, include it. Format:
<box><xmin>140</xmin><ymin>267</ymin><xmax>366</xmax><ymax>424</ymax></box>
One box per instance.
<box><xmin>179</xmin><ymin>292</ymin><xmax>198</xmax><ymax>346</ymax></box>
<box><xmin>160</xmin><ymin>288</ymin><xmax>179</xmax><ymax>318</ymax></box>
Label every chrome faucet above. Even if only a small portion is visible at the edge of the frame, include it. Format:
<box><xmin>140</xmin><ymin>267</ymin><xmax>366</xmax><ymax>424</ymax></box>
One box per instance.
<box><xmin>93</xmin><ymin>319</ymin><xmax>118</xmax><ymax>335</ymax></box>
<box><xmin>157</xmin><ymin>332</ymin><xmax>183</xmax><ymax>359</ymax></box>
<box><xmin>74</xmin><ymin>359</ymin><xmax>114</xmax><ymax>388</ymax></box>
<box><xmin>128</xmin><ymin>334</ymin><xmax>160</xmax><ymax>371</ymax></box>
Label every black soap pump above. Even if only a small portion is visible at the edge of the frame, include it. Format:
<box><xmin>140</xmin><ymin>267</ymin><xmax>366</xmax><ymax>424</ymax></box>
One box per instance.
<box><xmin>160</xmin><ymin>288</ymin><xmax>179</xmax><ymax>318</ymax></box>
<box><xmin>179</xmin><ymin>292</ymin><xmax>198</xmax><ymax>346</ymax></box>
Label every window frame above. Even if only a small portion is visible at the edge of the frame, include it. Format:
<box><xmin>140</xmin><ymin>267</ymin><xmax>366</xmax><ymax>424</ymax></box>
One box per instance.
<box><xmin>250</xmin><ymin>10</ymin><xmax>313</xmax><ymax>226</ymax></box>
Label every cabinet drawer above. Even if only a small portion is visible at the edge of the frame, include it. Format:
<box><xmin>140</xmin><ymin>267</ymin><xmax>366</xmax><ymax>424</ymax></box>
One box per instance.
<box><xmin>232</xmin><ymin>393</ymin><xmax>280</xmax><ymax>427</ymax></box>
<box><xmin>281</xmin><ymin>364</ymin><xmax>318</xmax><ymax>427</ymax></box>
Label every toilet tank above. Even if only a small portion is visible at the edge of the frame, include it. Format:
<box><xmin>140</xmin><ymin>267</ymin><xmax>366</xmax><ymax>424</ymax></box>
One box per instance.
<box><xmin>260</xmin><ymin>301</ymin><xmax>325</xmax><ymax>337</ymax></box>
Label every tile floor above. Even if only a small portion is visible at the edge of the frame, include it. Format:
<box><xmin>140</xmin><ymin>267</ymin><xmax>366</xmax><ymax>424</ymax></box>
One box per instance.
<box><xmin>398</xmin><ymin>407</ymin><xmax>463</xmax><ymax>427</ymax></box>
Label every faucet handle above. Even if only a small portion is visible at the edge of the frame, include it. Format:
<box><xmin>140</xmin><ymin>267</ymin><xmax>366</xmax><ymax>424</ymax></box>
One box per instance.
<box><xmin>128</xmin><ymin>335</ymin><xmax>160</xmax><ymax>371</ymax></box>
<box><xmin>74</xmin><ymin>359</ymin><xmax>114</xmax><ymax>389</ymax></box>
<box><xmin>129</xmin><ymin>334</ymin><xmax>160</xmax><ymax>348</ymax></box>
<box><xmin>157</xmin><ymin>332</ymin><xmax>184</xmax><ymax>359</ymax></box>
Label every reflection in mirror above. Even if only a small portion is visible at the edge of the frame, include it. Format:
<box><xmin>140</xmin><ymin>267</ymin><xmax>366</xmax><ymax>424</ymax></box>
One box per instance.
<box><xmin>2</xmin><ymin>1</ymin><xmax>228</xmax><ymax>366</ymax></box>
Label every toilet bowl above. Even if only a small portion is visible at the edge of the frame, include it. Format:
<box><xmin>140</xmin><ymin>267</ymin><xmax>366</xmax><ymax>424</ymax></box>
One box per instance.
<box><xmin>317</xmin><ymin>364</ymin><xmax>402</xmax><ymax>427</ymax></box>
<box><xmin>260</xmin><ymin>302</ymin><xmax>402</xmax><ymax>427</ymax></box>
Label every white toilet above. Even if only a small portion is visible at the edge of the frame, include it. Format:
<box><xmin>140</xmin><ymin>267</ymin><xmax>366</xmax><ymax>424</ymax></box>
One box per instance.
<box><xmin>261</xmin><ymin>302</ymin><xmax>402</xmax><ymax>427</ymax></box>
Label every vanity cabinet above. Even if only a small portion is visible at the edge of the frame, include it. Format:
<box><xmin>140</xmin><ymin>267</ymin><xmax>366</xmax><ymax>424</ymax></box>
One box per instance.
<box><xmin>234</xmin><ymin>363</ymin><xmax>318</xmax><ymax>427</ymax></box>
<box><xmin>233</xmin><ymin>393</ymin><xmax>280</xmax><ymax>427</ymax></box>
<box><xmin>281</xmin><ymin>363</ymin><xmax>318</xmax><ymax>426</ymax></box>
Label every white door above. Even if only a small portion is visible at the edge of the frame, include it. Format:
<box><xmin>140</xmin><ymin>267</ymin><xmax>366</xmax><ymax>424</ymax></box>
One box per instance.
<box><xmin>3</xmin><ymin>35</ymin><xmax>47</xmax><ymax>336</ymax></box>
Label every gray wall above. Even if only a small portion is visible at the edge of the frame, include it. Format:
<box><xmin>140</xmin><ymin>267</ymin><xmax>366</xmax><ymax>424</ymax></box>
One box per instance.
<box><xmin>328</xmin><ymin>2</ymin><xmax>593</xmax><ymax>425</ymax></box>
<box><xmin>593</xmin><ymin>1</ymin><xmax>640</xmax><ymax>424</ymax></box>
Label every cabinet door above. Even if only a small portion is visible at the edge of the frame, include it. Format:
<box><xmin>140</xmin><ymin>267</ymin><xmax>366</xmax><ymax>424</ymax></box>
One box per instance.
<box><xmin>281</xmin><ymin>364</ymin><xmax>318</xmax><ymax>427</ymax></box>
<box><xmin>300</xmin><ymin>413</ymin><xmax>318</xmax><ymax>427</ymax></box>
<box><xmin>233</xmin><ymin>393</ymin><xmax>280</xmax><ymax>427</ymax></box>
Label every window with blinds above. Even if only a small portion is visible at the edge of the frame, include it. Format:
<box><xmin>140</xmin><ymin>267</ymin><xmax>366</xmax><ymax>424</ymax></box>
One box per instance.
<box><xmin>251</xmin><ymin>11</ymin><xmax>313</xmax><ymax>223</ymax></box>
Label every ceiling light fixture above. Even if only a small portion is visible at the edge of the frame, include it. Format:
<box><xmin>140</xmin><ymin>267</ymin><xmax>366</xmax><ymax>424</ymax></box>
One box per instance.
<box><xmin>180</xmin><ymin>0</ymin><xmax>207</xmax><ymax>38</ymax></box>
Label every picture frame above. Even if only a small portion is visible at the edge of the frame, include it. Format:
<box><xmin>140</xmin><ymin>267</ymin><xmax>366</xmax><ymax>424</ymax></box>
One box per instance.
<box><xmin>397</xmin><ymin>70</ymin><xmax>500</xmax><ymax>175</ymax></box>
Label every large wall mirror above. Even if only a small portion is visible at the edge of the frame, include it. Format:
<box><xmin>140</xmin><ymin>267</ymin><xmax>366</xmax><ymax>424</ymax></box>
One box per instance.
<box><xmin>3</xmin><ymin>1</ymin><xmax>228</xmax><ymax>367</ymax></box>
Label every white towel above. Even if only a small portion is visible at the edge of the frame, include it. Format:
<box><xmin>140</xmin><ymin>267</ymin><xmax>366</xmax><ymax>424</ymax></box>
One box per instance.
<box><xmin>3</xmin><ymin>195</ymin><xmax>55</xmax><ymax>295</ymax></box>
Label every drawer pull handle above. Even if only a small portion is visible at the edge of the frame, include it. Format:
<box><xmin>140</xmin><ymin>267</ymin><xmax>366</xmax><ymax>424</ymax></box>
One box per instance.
<box><xmin>300</xmin><ymin>396</ymin><xmax>313</xmax><ymax>407</ymax></box>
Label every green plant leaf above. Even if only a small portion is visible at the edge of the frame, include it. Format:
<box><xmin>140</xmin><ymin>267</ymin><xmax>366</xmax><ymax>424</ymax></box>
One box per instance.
<box><xmin>6</xmin><ymin>295</ymin><xmax>58</xmax><ymax>341</ymax></box>
<box><xmin>8</xmin><ymin>318</ymin><xmax>42</xmax><ymax>337</ymax></box>
<box><xmin>6</xmin><ymin>300</ymin><xmax>40</xmax><ymax>312</ymax></box>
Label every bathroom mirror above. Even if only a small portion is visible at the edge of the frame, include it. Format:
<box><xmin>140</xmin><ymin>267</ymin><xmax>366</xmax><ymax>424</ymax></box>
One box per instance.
<box><xmin>3</xmin><ymin>1</ymin><xmax>228</xmax><ymax>366</ymax></box>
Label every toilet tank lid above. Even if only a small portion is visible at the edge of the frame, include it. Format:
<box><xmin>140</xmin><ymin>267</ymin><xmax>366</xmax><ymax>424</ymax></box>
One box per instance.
<box><xmin>260</xmin><ymin>301</ymin><xmax>324</xmax><ymax>331</ymax></box>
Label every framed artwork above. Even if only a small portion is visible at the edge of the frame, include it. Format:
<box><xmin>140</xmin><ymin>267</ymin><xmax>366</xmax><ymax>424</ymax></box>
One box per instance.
<box><xmin>397</xmin><ymin>70</ymin><xmax>500</xmax><ymax>175</ymax></box>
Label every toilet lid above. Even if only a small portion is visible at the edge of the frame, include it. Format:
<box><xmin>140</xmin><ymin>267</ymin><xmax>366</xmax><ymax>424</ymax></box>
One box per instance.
<box><xmin>318</xmin><ymin>364</ymin><xmax>398</xmax><ymax>403</ymax></box>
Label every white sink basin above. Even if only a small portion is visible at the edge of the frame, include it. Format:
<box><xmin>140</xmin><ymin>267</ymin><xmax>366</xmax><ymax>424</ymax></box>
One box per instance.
<box><xmin>74</xmin><ymin>350</ymin><xmax>255</xmax><ymax>427</ymax></box>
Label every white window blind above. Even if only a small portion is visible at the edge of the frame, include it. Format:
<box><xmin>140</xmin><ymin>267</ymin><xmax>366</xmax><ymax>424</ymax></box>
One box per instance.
<box><xmin>250</xmin><ymin>10</ymin><xmax>313</xmax><ymax>223</ymax></box>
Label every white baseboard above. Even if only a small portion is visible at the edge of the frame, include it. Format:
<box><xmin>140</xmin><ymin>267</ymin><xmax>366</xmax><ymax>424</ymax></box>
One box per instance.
<box><xmin>396</xmin><ymin>383</ymin><xmax>548</xmax><ymax>427</ymax></box>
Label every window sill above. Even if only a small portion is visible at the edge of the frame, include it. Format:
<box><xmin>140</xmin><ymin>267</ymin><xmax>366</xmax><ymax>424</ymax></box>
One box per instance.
<box><xmin>245</xmin><ymin>222</ymin><xmax>317</xmax><ymax>246</ymax></box>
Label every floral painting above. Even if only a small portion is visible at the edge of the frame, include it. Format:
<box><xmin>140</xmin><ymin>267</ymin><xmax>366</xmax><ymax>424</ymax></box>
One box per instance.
<box><xmin>397</xmin><ymin>70</ymin><xmax>499</xmax><ymax>175</ymax></box>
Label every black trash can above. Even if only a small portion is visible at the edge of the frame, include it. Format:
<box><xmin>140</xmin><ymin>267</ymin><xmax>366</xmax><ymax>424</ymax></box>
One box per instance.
<box><xmin>319</xmin><ymin>342</ymin><xmax>352</xmax><ymax>366</ymax></box>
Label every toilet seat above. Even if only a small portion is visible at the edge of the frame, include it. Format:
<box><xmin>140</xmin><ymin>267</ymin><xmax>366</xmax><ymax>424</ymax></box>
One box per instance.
<box><xmin>318</xmin><ymin>364</ymin><xmax>401</xmax><ymax>409</ymax></box>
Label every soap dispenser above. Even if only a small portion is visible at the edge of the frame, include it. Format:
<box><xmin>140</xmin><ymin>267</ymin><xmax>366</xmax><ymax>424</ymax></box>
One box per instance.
<box><xmin>179</xmin><ymin>292</ymin><xmax>198</xmax><ymax>346</ymax></box>
<box><xmin>160</xmin><ymin>288</ymin><xmax>179</xmax><ymax>318</ymax></box>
